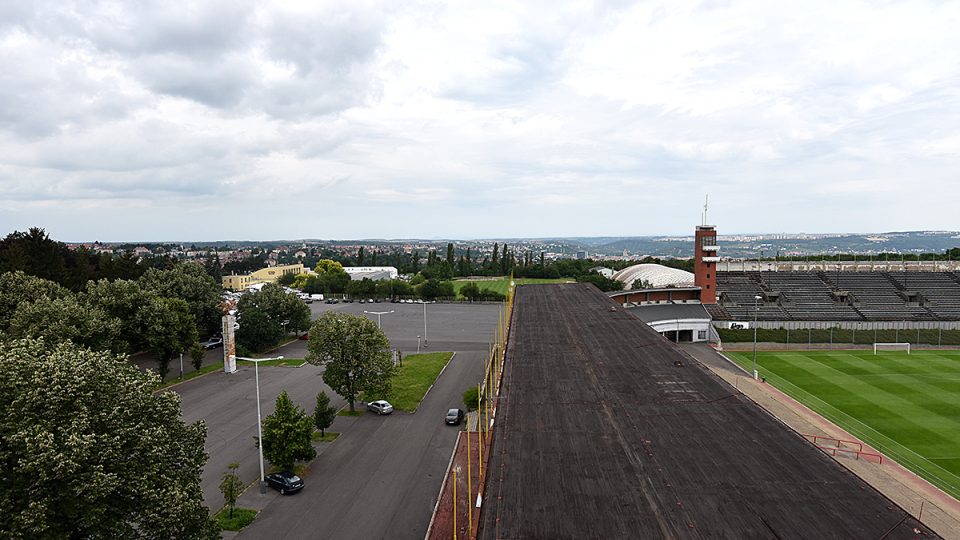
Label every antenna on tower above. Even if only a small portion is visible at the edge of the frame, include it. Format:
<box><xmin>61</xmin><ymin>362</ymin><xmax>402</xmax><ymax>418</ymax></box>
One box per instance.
<box><xmin>703</xmin><ymin>194</ymin><xmax>709</xmax><ymax>225</ymax></box>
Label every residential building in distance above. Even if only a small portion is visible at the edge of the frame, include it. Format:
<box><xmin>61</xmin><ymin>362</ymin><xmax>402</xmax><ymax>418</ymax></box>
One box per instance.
<box><xmin>222</xmin><ymin>263</ymin><xmax>304</xmax><ymax>290</ymax></box>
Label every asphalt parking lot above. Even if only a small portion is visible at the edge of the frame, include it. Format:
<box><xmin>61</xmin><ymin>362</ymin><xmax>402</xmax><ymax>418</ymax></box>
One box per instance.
<box><xmin>171</xmin><ymin>300</ymin><xmax>502</xmax><ymax>538</ymax></box>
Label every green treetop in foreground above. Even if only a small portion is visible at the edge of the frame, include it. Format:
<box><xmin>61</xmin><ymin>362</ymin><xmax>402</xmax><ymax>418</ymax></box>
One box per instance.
<box><xmin>306</xmin><ymin>311</ymin><xmax>394</xmax><ymax>412</ymax></box>
<box><xmin>262</xmin><ymin>391</ymin><xmax>316</xmax><ymax>471</ymax></box>
<box><xmin>0</xmin><ymin>339</ymin><xmax>219</xmax><ymax>539</ymax></box>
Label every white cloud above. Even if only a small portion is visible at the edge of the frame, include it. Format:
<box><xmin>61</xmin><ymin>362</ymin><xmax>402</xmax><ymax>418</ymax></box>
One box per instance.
<box><xmin>1</xmin><ymin>0</ymin><xmax>959</xmax><ymax>240</ymax></box>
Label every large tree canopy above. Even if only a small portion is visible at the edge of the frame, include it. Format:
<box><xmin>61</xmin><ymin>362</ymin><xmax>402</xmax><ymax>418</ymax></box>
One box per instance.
<box><xmin>0</xmin><ymin>339</ymin><xmax>219</xmax><ymax>539</ymax></box>
<box><xmin>139</xmin><ymin>263</ymin><xmax>221</xmax><ymax>335</ymax></box>
<box><xmin>0</xmin><ymin>270</ymin><xmax>69</xmax><ymax>332</ymax></box>
<box><xmin>305</xmin><ymin>312</ymin><xmax>393</xmax><ymax>412</ymax></box>
<box><xmin>8</xmin><ymin>295</ymin><xmax>123</xmax><ymax>353</ymax></box>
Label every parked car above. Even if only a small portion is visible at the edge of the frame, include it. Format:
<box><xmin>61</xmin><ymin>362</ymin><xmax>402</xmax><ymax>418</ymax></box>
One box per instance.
<box><xmin>200</xmin><ymin>336</ymin><xmax>223</xmax><ymax>350</ymax></box>
<box><xmin>265</xmin><ymin>471</ymin><xmax>304</xmax><ymax>495</ymax></box>
<box><xmin>298</xmin><ymin>333</ymin><xmax>309</xmax><ymax>341</ymax></box>
<box><xmin>367</xmin><ymin>400</ymin><xmax>394</xmax><ymax>415</ymax></box>
<box><xmin>445</xmin><ymin>408</ymin><xmax>465</xmax><ymax>426</ymax></box>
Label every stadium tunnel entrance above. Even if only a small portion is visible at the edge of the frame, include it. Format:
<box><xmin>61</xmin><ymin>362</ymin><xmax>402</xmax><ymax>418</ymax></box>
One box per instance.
<box><xmin>662</xmin><ymin>329</ymin><xmax>695</xmax><ymax>342</ymax></box>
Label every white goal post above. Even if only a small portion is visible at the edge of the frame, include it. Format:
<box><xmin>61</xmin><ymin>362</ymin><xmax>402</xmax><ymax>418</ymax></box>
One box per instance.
<box><xmin>874</xmin><ymin>343</ymin><xmax>910</xmax><ymax>355</ymax></box>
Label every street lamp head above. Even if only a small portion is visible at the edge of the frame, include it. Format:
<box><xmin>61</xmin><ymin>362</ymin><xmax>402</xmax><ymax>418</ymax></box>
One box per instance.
<box><xmin>754</xmin><ymin>295</ymin><xmax>762</xmax><ymax>300</ymax></box>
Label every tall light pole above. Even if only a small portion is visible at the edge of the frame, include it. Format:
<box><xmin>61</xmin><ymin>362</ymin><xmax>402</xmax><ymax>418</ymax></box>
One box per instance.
<box><xmin>237</xmin><ymin>355</ymin><xmax>284</xmax><ymax>493</ymax></box>
<box><xmin>363</xmin><ymin>310</ymin><xmax>394</xmax><ymax>329</ymax></box>
<box><xmin>422</xmin><ymin>301</ymin><xmax>428</xmax><ymax>348</ymax></box>
<box><xmin>753</xmin><ymin>295</ymin><xmax>762</xmax><ymax>380</ymax></box>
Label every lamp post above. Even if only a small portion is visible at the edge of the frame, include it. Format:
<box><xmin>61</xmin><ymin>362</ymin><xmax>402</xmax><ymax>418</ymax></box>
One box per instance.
<box><xmin>422</xmin><ymin>301</ymin><xmax>428</xmax><ymax>348</ymax></box>
<box><xmin>363</xmin><ymin>310</ymin><xmax>394</xmax><ymax>329</ymax></box>
<box><xmin>753</xmin><ymin>295</ymin><xmax>762</xmax><ymax>380</ymax></box>
<box><xmin>237</xmin><ymin>355</ymin><xmax>284</xmax><ymax>493</ymax></box>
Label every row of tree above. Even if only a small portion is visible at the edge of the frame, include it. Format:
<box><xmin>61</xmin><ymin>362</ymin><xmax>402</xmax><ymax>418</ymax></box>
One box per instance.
<box><xmin>0</xmin><ymin>227</ymin><xmax>182</xmax><ymax>291</ymax></box>
<box><xmin>0</xmin><ymin>263</ymin><xmax>222</xmax><ymax>379</ymax></box>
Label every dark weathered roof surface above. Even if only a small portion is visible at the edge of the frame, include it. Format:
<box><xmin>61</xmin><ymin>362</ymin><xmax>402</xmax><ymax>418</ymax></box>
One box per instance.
<box><xmin>626</xmin><ymin>303</ymin><xmax>711</xmax><ymax>323</ymax></box>
<box><xmin>478</xmin><ymin>283</ymin><xmax>937</xmax><ymax>539</ymax></box>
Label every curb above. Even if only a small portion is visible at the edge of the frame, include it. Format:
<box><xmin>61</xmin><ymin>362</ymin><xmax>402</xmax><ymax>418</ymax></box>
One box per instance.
<box><xmin>424</xmin><ymin>431</ymin><xmax>462</xmax><ymax>539</ymax></box>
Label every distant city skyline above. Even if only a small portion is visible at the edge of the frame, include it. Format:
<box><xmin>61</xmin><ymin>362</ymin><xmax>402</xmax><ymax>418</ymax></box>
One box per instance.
<box><xmin>2</xmin><ymin>1</ymin><xmax>959</xmax><ymax>241</ymax></box>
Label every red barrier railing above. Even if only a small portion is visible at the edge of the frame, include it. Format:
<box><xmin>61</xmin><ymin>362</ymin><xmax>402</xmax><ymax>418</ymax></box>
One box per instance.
<box><xmin>802</xmin><ymin>433</ymin><xmax>883</xmax><ymax>464</ymax></box>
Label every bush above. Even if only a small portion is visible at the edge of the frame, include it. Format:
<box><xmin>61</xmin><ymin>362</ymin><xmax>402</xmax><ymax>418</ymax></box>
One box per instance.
<box><xmin>214</xmin><ymin>507</ymin><xmax>257</xmax><ymax>531</ymax></box>
<box><xmin>462</xmin><ymin>387</ymin><xmax>480</xmax><ymax>411</ymax></box>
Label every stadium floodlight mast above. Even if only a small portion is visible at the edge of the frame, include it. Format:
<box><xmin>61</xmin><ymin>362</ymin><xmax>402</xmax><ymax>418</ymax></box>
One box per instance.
<box><xmin>753</xmin><ymin>295</ymin><xmax>762</xmax><ymax>380</ymax></box>
<box><xmin>363</xmin><ymin>310</ymin><xmax>394</xmax><ymax>329</ymax></box>
<box><xmin>237</xmin><ymin>355</ymin><xmax>284</xmax><ymax>493</ymax></box>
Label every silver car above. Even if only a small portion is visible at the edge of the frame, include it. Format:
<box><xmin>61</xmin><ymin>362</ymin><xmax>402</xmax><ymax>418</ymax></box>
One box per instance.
<box><xmin>367</xmin><ymin>400</ymin><xmax>394</xmax><ymax>415</ymax></box>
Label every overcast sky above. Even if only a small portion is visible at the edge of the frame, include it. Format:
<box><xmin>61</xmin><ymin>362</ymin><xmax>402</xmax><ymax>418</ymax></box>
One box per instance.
<box><xmin>1</xmin><ymin>1</ymin><xmax>959</xmax><ymax>242</ymax></box>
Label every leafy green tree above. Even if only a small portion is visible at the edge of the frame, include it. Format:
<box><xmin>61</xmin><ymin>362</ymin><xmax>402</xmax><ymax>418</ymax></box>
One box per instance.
<box><xmin>9</xmin><ymin>295</ymin><xmax>124</xmax><ymax>353</ymax></box>
<box><xmin>219</xmin><ymin>462</ymin><xmax>244</xmax><ymax>520</ymax></box>
<box><xmin>480</xmin><ymin>288</ymin><xmax>506</xmax><ymax>301</ymax></box>
<box><xmin>357</xmin><ymin>246</ymin><xmax>366</xmax><ymax>265</ymax></box>
<box><xmin>305</xmin><ymin>312</ymin><xmax>394</xmax><ymax>412</ymax></box>
<box><xmin>346</xmin><ymin>277</ymin><xmax>377</xmax><ymax>298</ymax></box>
<box><xmin>0</xmin><ymin>339</ymin><xmax>218</xmax><ymax>539</ymax></box>
<box><xmin>139</xmin><ymin>263</ymin><xmax>221</xmax><ymax>335</ymax></box>
<box><xmin>261</xmin><ymin>391</ymin><xmax>316</xmax><ymax>471</ymax></box>
<box><xmin>137</xmin><ymin>297</ymin><xmax>198</xmax><ymax>380</ymax></box>
<box><xmin>235</xmin><ymin>305</ymin><xmax>283</xmax><ymax>353</ymax></box>
<box><xmin>0</xmin><ymin>270</ymin><xmax>68</xmax><ymax>333</ymax></box>
<box><xmin>277</xmin><ymin>272</ymin><xmax>297</xmax><ymax>286</ymax></box>
<box><xmin>576</xmin><ymin>273</ymin><xmax>623</xmax><ymax>292</ymax></box>
<box><xmin>446</xmin><ymin>243</ymin><xmax>455</xmax><ymax>266</ymax></box>
<box><xmin>84</xmin><ymin>278</ymin><xmax>152</xmax><ymax>352</ymax></box>
<box><xmin>418</xmin><ymin>279</ymin><xmax>455</xmax><ymax>300</ymax></box>
<box><xmin>238</xmin><ymin>283</ymin><xmax>311</xmax><ymax>333</ymax></box>
<box><xmin>463</xmin><ymin>386</ymin><xmax>480</xmax><ymax>411</ymax></box>
<box><xmin>189</xmin><ymin>341</ymin><xmax>206</xmax><ymax>371</ymax></box>
<box><xmin>313</xmin><ymin>391</ymin><xmax>337</xmax><ymax>437</ymax></box>
<box><xmin>460</xmin><ymin>282</ymin><xmax>481</xmax><ymax>301</ymax></box>
<box><xmin>376</xmin><ymin>279</ymin><xmax>414</xmax><ymax>300</ymax></box>
<box><xmin>313</xmin><ymin>259</ymin><xmax>351</xmax><ymax>293</ymax></box>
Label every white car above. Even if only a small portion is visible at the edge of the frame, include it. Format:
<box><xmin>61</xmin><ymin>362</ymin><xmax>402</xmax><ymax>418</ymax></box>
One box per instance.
<box><xmin>367</xmin><ymin>400</ymin><xmax>394</xmax><ymax>415</ymax></box>
<box><xmin>200</xmin><ymin>336</ymin><xmax>223</xmax><ymax>349</ymax></box>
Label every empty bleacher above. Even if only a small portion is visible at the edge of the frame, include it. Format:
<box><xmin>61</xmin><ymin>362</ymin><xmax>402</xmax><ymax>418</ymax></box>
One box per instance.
<box><xmin>715</xmin><ymin>271</ymin><xmax>960</xmax><ymax>322</ymax></box>
<box><xmin>888</xmin><ymin>271</ymin><xmax>960</xmax><ymax>320</ymax></box>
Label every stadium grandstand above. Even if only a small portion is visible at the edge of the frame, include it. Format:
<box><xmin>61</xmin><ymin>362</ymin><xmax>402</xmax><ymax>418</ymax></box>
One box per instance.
<box><xmin>710</xmin><ymin>271</ymin><xmax>960</xmax><ymax>323</ymax></box>
<box><xmin>608</xmin><ymin>223</ymin><xmax>960</xmax><ymax>343</ymax></box>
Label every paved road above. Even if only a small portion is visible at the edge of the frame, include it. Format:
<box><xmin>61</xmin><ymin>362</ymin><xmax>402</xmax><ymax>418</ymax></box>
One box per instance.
<box><xmin>238</xmin><ymin>348</ymin><xmax>488</xmax><ymax>540</ymax></box>
<box><xmin>169</xmin><ymin>301</ymin><xmax>501</xmax><ymax>534</ymax></box>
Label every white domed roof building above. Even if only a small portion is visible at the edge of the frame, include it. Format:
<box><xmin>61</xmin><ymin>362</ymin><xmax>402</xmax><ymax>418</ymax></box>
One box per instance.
<box><xmin>611</xmin><ymin>264</ymin><xmax>695</xmax><ymax>289</ymax></box>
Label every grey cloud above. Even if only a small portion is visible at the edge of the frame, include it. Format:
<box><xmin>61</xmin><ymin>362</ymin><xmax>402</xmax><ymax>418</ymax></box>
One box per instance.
<box><xmin>0</xmin><ymin>37</ymin><xmax>142</xmax><ymax>137</ymax></box>
<box><xmin>263</xmin><ymin>5</ymin><xmax>384</xmax><ymax>76</ymax></box>
<box><xmin>132</xmin><ymin>52</ymin><xmax>256</xmax><ymax>108</ymax></box>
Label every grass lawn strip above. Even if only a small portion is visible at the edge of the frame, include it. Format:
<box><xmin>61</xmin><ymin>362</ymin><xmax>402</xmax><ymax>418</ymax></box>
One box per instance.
<box><xmin>384</xmin><ymin>352</ymin><xmax>455</xmax><ymax>411</ymax></box>
<box><xmin>727</xmin><ymin>349</ymin><xmax>960</xmax><ymax>500</ymax></box>
<box><xmin>451</xmin><ymin>277</ymin><xmax>571</xmax><ymax>297</ymax></box>
<box><xmin>237</xmin><ymin>357</ymin><xmax>305</xmax><ymax>367</ymax></box>
<box><xmin>312</xmin><ymin>431</ymin><xmax>340</xmax><ymax>442</ymax></box>
<box><xmin>214</xmin><ymin>507</ymin><xmax>257</xmax><ymax>531</ymax></box>
<box><xmin>155</xmin><ymin>362</ymin><xmax>222</xmax><ymax>390</ymax></box>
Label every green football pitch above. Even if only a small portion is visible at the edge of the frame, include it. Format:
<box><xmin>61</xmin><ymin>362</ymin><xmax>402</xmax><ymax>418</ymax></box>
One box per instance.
<box><xmin>726</xmin><ymin>349</ymin><xmax>960</xmax><ymax>501</ymax></box>
<box><xmin>451</xmin><ymin>277</ymin><xmax>572</xmax><ymax>296</ymax></box>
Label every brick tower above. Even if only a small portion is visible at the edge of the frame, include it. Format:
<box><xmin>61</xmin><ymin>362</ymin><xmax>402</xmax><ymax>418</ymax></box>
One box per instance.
<box><xmin>694</xmin><ymin>225</ymin><xmax>719</xmax><ymax>304</ymax></box>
